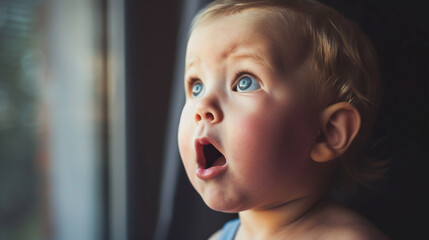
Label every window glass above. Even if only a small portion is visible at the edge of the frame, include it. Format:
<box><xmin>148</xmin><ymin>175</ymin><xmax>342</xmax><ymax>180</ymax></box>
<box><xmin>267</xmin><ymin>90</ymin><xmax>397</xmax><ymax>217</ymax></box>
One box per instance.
<box><xmin>0</xmin><ymin>0</ymin><xmax>105</xmax><ymax>239</ymax></box>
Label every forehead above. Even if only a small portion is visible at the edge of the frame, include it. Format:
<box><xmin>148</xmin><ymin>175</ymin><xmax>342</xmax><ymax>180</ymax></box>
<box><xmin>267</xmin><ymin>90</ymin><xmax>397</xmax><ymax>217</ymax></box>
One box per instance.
<box><xmin>186</xmin><ymin>10</ymin><xmax>307</xmax><ymax>74</ymax></box>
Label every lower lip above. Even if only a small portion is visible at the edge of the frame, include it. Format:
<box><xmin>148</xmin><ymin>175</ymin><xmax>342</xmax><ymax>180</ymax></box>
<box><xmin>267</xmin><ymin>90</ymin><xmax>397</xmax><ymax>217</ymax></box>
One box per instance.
<box><xmin>196</xmin><ymin>164</ymin><xmax>227</xmax><ymax>180</ymax></box>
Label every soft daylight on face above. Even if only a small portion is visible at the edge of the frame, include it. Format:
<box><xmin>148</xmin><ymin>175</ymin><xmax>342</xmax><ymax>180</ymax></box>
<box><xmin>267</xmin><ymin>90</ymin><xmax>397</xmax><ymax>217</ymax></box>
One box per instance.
<box><xmin>178</xmin><ymin>10</ymin><xmax>325</xmax><ymax>213</ymax></box>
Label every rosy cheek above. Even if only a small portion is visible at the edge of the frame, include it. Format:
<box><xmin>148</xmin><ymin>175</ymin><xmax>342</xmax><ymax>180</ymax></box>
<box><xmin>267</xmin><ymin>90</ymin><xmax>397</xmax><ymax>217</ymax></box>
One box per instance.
<box><xmin>227</xmin><ymin>112</ymin><xmax>270</xmax><ymax>165</ymax></box>
<box><xmin>227</xmin><ymin>104</ymin><xmax>310</xmax><ymax>173</ymax></box>
<box><xmin>178</xmin><ymin>106</ymin><xmax>195</xmax><ymax>173</ymax></box>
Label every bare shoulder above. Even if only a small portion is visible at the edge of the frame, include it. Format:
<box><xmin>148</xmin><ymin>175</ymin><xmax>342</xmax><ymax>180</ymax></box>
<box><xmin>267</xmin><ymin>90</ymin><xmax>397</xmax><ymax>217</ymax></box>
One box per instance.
<box><xmin>207</xmin><ymin>229</ymin><xmax>221</xmax><ymax>240</ymax></box>
<box><xmin>306</xmin><ymin>201</ymin><xmax>390</xmax><ymax>240</ymax></box>
<box><xmin>321</xmin><ymin>222</ymin><xmax>390</xmax><ymax>240</ymax></box>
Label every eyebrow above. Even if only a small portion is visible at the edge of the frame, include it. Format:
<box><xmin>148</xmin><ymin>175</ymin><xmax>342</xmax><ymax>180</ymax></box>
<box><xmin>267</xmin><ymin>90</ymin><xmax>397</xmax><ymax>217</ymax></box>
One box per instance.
<box><xmin>222</xmin><ymin>41</ymin><xmax>272</xmax><ymax>67</ymax></box>
<box><xmin>230</xmin><ymin>52</ymin><xmax>268</xmax><ymax>66</ymax></box>
<box><xmin>185</xmin><ymin>45</ymin><xmax>272</xmax><ymax>72</ymax></box>
<box><xmin>228</xmin><ymin>48</ymin><xmax>277</xmax><ymax>75</ymax></box>
<box><xmin>186</xmin><ymin>57</ymin><xmax>200</xmax><ymax>72</ymax></box>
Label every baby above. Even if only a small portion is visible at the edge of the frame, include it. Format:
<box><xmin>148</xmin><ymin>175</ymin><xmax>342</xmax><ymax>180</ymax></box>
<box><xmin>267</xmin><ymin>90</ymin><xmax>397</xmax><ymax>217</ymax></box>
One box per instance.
<box><xmin>178</xmin><ymin>0</ymin><xmax>388</xmax><ymax>239</ymax></box>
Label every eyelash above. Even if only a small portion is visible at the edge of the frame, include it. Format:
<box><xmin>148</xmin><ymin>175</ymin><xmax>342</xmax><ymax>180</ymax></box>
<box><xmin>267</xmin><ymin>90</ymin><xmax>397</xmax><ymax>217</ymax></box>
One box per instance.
<box><xmin>186</xmin><ymin>70</ymin><xmax>260</xmax><ymax>93</ymax></box>
<box><xmin>186</xmin><ymin>76</ymin><xmax>200</xmax><ymax>89</ymax></box>
<box><xmin>232</xmin><ymin>70</ymin><xmax>259</xmax><ymax>89</ymax></box>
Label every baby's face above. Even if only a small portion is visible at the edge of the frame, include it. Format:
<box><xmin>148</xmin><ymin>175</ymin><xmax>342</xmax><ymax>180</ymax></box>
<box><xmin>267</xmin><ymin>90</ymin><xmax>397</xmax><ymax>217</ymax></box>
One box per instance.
<box><xmin>178</xmin><ymin>11</ymin><xmax>321</xmax><ymax>213</ymax></box>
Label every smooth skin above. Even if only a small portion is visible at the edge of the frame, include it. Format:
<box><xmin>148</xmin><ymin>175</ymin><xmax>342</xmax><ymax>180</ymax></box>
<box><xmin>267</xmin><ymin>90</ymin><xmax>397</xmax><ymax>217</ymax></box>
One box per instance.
<box><xmin>178</xmin><ymin>10</ymin><xmax>388</xmax><ymax>240</ymax></box>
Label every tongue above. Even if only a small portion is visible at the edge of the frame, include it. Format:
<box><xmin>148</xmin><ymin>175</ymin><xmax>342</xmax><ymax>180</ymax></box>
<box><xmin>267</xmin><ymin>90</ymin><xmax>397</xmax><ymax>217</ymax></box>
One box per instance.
<box><xmin>211</xmin><ymin>156</ymin><xmax>226</xmax><ymax>167</ymax></box>
<box><xmin>203</xmin><ymin>144</ymin><xmax>226</xmax><ymax>169</ymax></box>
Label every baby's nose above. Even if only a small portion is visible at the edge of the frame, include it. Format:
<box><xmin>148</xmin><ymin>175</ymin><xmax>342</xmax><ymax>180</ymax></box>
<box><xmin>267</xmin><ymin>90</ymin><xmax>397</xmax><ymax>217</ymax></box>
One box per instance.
<box><xmin>195</xmin><ymin>111</ymin><xmax>214</xmax><ymax>122</ymax></box>
<box><xmin>194</xmin><ymin>99</ymin><xmax>223</xmax><ymax>124</ymax></box>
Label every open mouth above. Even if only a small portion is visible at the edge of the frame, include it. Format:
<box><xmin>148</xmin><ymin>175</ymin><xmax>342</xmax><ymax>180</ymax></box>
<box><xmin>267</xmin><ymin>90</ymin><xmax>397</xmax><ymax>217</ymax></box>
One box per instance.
<box><xmin>195</xmin><ymin>138</ymin><xmax>228</xmax><ymax>179</ymax></box>
<box><xmin>195</xmin><ymin>138</ymin><xmax>227</xmax><ymax>170</ymax></box>
<box><xmin>202</xmin><ymin>143</ymin><xmax>226</xmax><ymax>169</ymax></box>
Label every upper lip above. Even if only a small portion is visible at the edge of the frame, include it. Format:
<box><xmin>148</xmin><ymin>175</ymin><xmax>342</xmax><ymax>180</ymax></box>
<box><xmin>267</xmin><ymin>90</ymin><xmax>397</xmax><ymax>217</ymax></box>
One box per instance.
<box><xmin>194</xmin><ymin>136</ymin><xmax>225</xmax><ymax>169</ymax></box>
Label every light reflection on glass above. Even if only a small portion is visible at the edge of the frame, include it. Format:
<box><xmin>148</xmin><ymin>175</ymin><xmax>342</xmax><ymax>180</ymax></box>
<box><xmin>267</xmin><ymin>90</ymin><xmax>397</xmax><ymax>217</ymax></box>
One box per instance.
<box><xmin>0</xmin><ymin>0</ymin><xmax>104</xmax><ymax>239</ymax></box>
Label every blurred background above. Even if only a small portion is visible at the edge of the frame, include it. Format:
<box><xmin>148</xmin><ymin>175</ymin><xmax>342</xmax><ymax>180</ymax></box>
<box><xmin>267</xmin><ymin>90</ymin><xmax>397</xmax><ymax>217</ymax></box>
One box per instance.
<box><xmin>0</xmin><ymin>0</ymin><xmax>427</xmax><ymax>240</ymax></box>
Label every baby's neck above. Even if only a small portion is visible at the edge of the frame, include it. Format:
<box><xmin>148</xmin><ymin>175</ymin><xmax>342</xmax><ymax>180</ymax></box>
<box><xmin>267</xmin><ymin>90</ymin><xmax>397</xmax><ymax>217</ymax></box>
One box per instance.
<box><xmin>237</xmin><ymin>195</ymin><xmax>329</xmax><ymax>239</ymax></box>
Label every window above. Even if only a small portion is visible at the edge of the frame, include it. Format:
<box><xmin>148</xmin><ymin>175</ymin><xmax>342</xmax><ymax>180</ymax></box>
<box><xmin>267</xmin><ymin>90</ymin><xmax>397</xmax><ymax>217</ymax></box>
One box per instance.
<box><xmin>0</xmin><ymin>0</ymin><xmax>108</xmax><ymax>239</ymax></box>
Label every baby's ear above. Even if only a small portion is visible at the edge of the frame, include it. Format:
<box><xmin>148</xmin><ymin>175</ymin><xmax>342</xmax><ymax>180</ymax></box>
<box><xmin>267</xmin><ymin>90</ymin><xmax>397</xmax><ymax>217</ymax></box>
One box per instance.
<box><xmin>310</xmin><ymin>102</ymin><xmax>361</xmax><ymax>163</ymax></box>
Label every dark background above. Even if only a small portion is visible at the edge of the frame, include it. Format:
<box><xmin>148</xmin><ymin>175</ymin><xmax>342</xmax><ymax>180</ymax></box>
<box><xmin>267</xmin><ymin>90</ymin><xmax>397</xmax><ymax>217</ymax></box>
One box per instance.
<box><xmin>124</xmin><ymin>0</ymin><xmax>428</xmax><ymax>239</ymax></box>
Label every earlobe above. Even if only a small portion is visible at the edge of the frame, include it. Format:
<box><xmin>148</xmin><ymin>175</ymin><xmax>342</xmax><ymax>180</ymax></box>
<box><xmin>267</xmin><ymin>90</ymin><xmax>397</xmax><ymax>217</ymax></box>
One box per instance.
<box><xmin>310</xmin><ymin>102</ymin><xmax>361</xmax><ymax>163</ymax></box>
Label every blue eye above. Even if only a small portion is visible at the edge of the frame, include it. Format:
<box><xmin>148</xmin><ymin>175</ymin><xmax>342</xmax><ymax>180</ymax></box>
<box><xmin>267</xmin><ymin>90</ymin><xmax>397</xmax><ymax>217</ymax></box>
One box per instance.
<box><xmin>192</xmin><ymin>82</ymin><xmax>204</xmax><ymax>97</ymax></box>
<box><xmin>236</xmin><ymin>76</ymin><xmax>260</xmax><ymax>92</ymax></box>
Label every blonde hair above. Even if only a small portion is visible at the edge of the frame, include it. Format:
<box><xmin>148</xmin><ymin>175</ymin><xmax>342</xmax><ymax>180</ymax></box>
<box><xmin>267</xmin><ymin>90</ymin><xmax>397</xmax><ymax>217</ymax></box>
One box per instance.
<box><xmin>190</xmin><ymin>0</ymin><xmax>386</xmax><ymax>188</ymax></box>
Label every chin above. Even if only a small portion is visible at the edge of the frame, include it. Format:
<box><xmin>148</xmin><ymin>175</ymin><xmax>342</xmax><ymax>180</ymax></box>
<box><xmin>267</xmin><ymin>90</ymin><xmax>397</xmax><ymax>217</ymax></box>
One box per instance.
<box><xmin>200</xmin><ymin>191</ymin><xmax>247</xmax><ymax>213</ymax></box>
<box><xmin>205</xmin><ymin>202</ymin><xmax>242</xmax><ymax>213</ymax></box>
